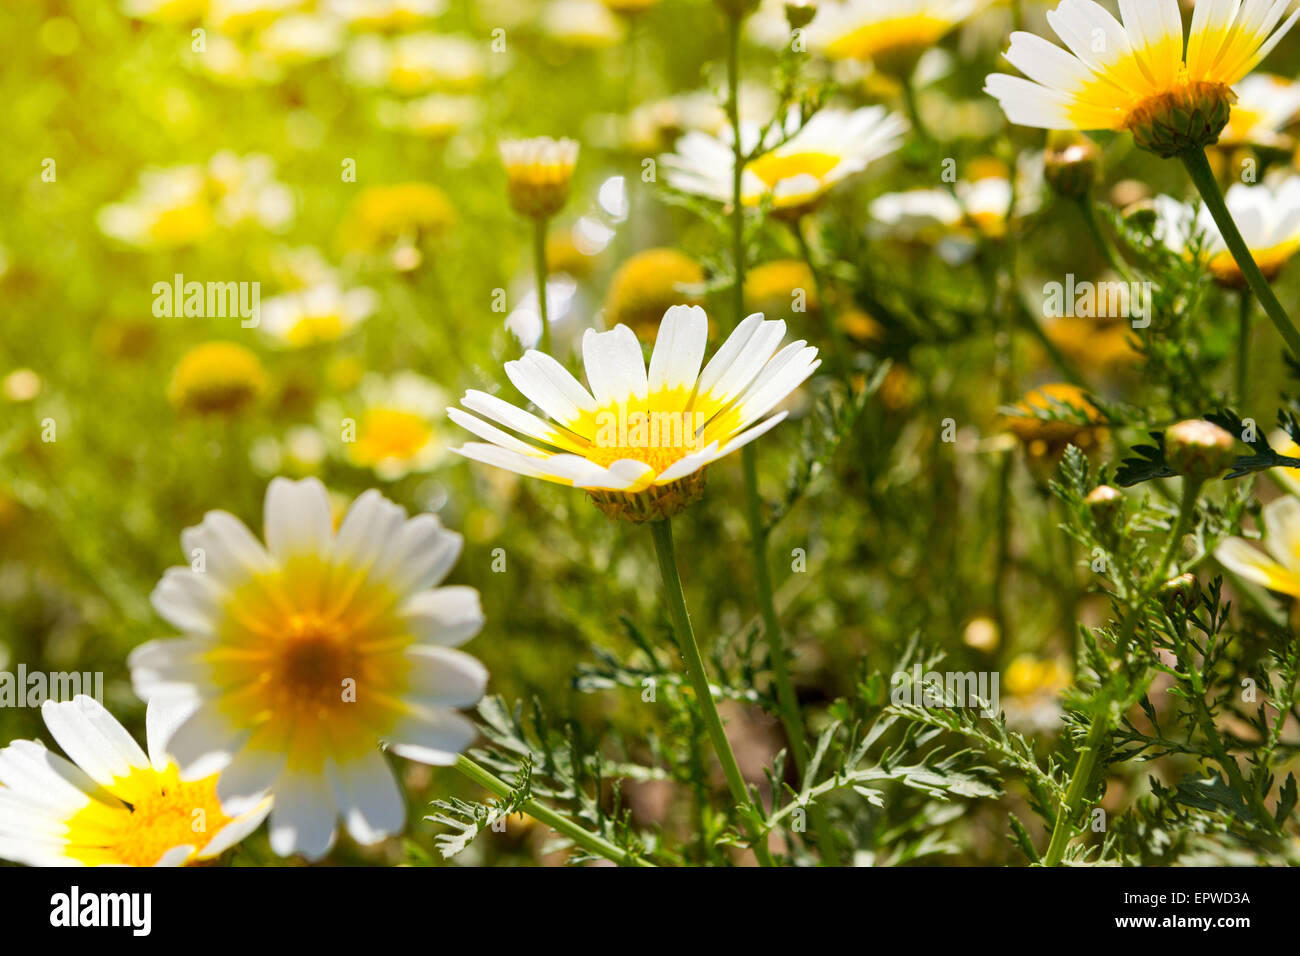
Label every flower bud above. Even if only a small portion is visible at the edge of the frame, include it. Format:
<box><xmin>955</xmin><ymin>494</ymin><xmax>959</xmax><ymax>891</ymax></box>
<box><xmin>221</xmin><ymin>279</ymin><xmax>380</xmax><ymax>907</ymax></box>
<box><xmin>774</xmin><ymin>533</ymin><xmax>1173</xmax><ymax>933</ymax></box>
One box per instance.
<box><xmin>1085</xmin><ymin>484</ymin><xmax>1123</xmax><ymax>529</ymax></box>
<box><xmin>714</xmin><ymin>0</ymin><xmax>760</xmax><ymax>19</ymax></box>
<box><xmin>1121</xmin><ymin>198</ymin><xmax>1157</xmax><ymax>232</ymax></box>
<box><xmin>785</xmin><ymin>0</ymin><xmax>816</xmax><ymax>29</ymax></box>
<box><xmin>500</xmin><ymin>137</ymin><xmax>579</xmax><ymax>221</ymax></box>
<box><xmin>1043</xmin><ymin>130</ymin><xmax>1100</xmax><ymax>199</ymax></box>
<box><xmin>1158</xmin><ymin>572</ymin><xmax>1199</xmax><ymax>613</ymax></box>
<box><xmin>1164</xmin><ymin>419</ymin><xmax>1236</xmax><ymax>482</ymax></box>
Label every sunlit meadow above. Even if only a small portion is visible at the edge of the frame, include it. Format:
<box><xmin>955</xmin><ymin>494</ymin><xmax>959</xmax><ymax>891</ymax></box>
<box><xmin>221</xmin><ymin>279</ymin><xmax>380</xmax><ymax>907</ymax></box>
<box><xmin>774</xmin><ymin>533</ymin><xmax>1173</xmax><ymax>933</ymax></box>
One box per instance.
<box><xmin>5</xmin><ymin>0</ymin><xmax>1300</xmax><ymax>868</ymax></box>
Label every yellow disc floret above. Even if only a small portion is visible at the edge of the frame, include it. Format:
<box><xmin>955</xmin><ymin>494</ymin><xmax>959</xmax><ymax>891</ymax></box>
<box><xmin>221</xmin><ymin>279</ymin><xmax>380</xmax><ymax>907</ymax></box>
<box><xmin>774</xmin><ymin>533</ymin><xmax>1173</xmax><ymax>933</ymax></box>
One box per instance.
<box><xmin>63</xmin><ymin>763</ymin><xmax>232</xmax><ymax>867</ymax></box>
<box><xmin>167</xmin><ymin>341</ymin><xmax>267</xmax><ymax>416</ymax></box>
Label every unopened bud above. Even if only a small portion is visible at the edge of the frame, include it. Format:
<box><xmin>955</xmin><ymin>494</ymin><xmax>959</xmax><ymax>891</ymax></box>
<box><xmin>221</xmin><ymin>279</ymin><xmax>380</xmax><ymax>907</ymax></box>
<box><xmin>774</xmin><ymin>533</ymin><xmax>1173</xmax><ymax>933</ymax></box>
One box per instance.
<box><xmin>1044</xmin><ymin>130</ymin><xmax>1100</xmax><ymax>199</ymax></box>
<box><xmin>1158</xmin><ymin>572</ymin><xmax>1199</xmax><ymax>613</ymax></box>
<box><xmin>785</xmin><ymin>0</ymin><xmax>816</xmax><ymax>29</ymax></box>
<box><xmin>1121</xmin><ymin>199</ymin><xmax>1157</xmax><ymax>232</ymax></box>
<box><xmin>1086</xmin><ymin>484</ymin><xmax>1123</xmax><ymax>528</ymax></box>
<box><xmin>1164</xmin><ymin>419</ymin><xmax>1235</xmax><ymax>482</ymax></box>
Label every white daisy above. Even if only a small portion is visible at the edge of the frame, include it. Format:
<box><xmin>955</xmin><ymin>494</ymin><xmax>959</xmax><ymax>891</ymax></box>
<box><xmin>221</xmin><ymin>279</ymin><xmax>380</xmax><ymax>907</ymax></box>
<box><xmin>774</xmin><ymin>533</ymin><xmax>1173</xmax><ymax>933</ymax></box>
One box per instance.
<box><xmin>1154</xmin><ymin>175</ymin><xmax>1300</xmax><ymax>284</ymax></box>
<box><xmin>0</xmin><ymin>696</ymin><xmax>270</xmax><ymax>866</ymax></box>
<box><xmin>661</xmin><ymin>105</ymin><xmax>906</xmax><ymax>216</ymax></box>
<box><xmin>985</xmin><ymin>0</ymin><xmax>1300</xmax><ymax>149</ymax></box>
<box><xmin>1216</xmin><ymin>495</ymin><xmax>1300</xmax><ymax>597</ymax></box>
<box><xmin>1220</xmin><ymin>73</ymin><xmax>1300</xmax><ymax>148</ymax></box>
<box><xmin>129</xmin><ymin>478</ymin><xmax>488</xmax><ymax>860</ymax></box>
<box><xmin>447</xmin><ymin>305</ymin><xmax>820</xmax><ymax>521</ymax></box>
<box><xmin>808</xmin><ymin>0</ymin><xmax>993</xmax><ymax>73</ymax></box>
<box><xmin>325</xmin><ymin>371</ymin><xmax>450</xmax><ymax>481</ymax></box>
<box><xmin>260</xmin><ymin>281</ymin><xmax>379</xmax><ymax>347</ymax></box>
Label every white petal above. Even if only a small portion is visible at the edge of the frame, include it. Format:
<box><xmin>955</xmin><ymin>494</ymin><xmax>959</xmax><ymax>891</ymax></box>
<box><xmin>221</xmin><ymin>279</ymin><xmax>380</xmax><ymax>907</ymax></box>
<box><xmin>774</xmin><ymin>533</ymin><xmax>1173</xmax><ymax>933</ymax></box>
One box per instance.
<box><xmin>263</xmin><ymin>476</ymin><xmax>334</xmax><ymax>562</ymax></box>
<box><xmin>40</xmin><ymin>697</ymin><xmax>149</xmax><ymax>790</ymax></box>
<box><xmin>268</xmin><ymin>770</ymin><xmax>339</xmax><ymax>860</ymax></box>
<box><xmin>328</xmin><ymin>750</ymin><xmax>405</xmax><ymax>846</ymax></box>
<box><xmin>582</xmin><ymin>324</ymin><xmax>649</xmax><ymax>407</ymax></box>
<box><xmin>386</xmin><ymin>710</ymin><xmax>477</xmax><ymax>766</ymax></box>
<box><xmin>399</xmin><ymin>586</ymin><xmax>485</xmax><ymax>647</ymax></box>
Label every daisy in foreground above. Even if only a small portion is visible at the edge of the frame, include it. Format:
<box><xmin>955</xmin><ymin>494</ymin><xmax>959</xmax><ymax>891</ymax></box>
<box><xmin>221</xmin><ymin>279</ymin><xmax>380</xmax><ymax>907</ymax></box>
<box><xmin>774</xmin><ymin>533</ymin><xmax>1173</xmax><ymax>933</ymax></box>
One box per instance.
<box><xmin>661</xmin><ymin>106</ymin><xmax>906</xmax><ymax>218</ymax></box>
<box><xmin>0</xmin><ymin>697</ymin><xmax>269</xmax><ymax>866</ymax></box>
<box><xmin>447</xmin><ymin>304</ymin><xmax>820</xmax><ymax>522</ymax></box>
<box><xmin>985</xmin><ymin>0</ymin><xmax>1300</xmax><ymax>358</ymax></box>
<box><xmin>129</xmin><ymin>478</ymin><xmax>488</xmax><ymax>860</ymax></box>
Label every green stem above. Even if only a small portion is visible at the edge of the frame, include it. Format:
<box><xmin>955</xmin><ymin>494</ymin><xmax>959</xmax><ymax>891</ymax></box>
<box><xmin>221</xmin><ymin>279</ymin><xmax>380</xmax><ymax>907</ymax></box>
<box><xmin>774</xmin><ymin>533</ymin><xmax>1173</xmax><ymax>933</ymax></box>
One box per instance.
<box><xmin>1041</xmin><ymin>712</ymin><xmax>1109</xmax><ymax>867</ymax></box>
<box><xmin>533</xmin><ymin>216</ymin><xmax>552</xmax><ymax>356</ymax></box>
<box><xmin>725</xmin><ymin>10</ymin><xmax>840</xmax><ymax>865</ymax></box>
<box><xmin>1236</xmin><ymin>289</ymin><xmax>1252</xmax><ymax>407</ymax></box>
<box><xmin>650</xmin><ymin>518</ymin><xmax>775</xmax><ymax>867</ymax></box>
<box><xmin>1041</xmin><ymin>478</ymin><xmax>1203</xmax><ymax>865</ymax></box>
<box><xmin>900</xmin><ymin>74</ymin><xmax>931</xmax><ymax>149</ymax></box>
<box><xmin>1074</xmin><ymin>193</ymin><xmax>1132</xmax><ymax>283</ymax></box>
<box><xmin>1181</xmin><ymin>148</ymin><xmax>1300</xmax><ymax>359</ymax></box>
<box><xmin>454</xmin><ymin>754</ymin><xmax>655</xmax><ymax>867</ymax></box>
<box><xmin>792</xmin><ymin>219</ymin><xmax>849</xmax><ymax>378</ymax></box>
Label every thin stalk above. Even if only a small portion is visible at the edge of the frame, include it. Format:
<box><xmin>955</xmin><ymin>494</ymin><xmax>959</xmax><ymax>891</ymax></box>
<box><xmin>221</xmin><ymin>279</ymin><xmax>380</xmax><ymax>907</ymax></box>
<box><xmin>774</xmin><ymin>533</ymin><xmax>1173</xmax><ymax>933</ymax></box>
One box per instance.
<box><xmin>792</xmin><ymin>219</ymin><xmax>849</xmax><ymax>378</ymax></box>
<box><xmin>1181</xmin><ymin>148</ymin><xmax>1300</xmax><ymax>358</ymax></box>
<box><xmin>900</xmin><ymin>74</ymin><xmax>932</xmax><ymax>149</ymax></box>
<box><xmin>1236</xmin><ymin>289</ymin><xmax>1252</xmax><ymax>406</ymax></box>
<box><xmin>533</xmin><ymin>216</ymin><xmax>552</xmax><ymax>356</ymax></box>
<box><xmin>454</xmin><ymin>754</ymin><xmax>655</xmax><ymax>867</ymax></box>
<box><xmin>1042</xmin><ymin>713</ymin><xmax>1109</xmax><ymax>867</ymax></box>
<box><xmin>650</xmin><ymin>518</ymin><xmax>775</xmax><ymax>867</ymax></box>
<box><xmin>1074</xmin><ymin>193</ymin><xmax>1132</xmax><ymax>283</ymax></box>
<box><xmin>726</xmin><ymin>9</ymin><xmax>841</xmax><ymax>865</ymax></box>
<box><xmin>1041</xmin><ymin>478</ymin><xmax>1203</xmax><ymax>865</ymax></box>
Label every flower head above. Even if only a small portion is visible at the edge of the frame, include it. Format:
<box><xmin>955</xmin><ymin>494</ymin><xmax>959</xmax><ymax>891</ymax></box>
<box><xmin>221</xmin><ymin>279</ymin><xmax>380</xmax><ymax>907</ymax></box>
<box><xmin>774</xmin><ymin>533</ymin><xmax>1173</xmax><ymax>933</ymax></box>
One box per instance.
<box><xmin>338</xmin><ymin>183</ymin><xmax>456</xmax><ymax>259</ymax></box>
<box><xmin>129</xmin><ymin>478</ymin><xmax>487</xmax><ymax>859</ymax></box>
<box><xmin>745</xmin><ymin>259</ymin><xmax>820</xmax><ymax>317</ymax></box>
<box><xmin>448</xmin><ymin>305</ymin><xmax>820</xmax><ymax>522</ymax></box>
<box><xmin>0</xmin><ymin>696</ymin><xmax>269</xmax><ymax>866</ymax></box>
<box><xmin>168</xmin><ymin>341</ymin><xmax>268</xmax><ymax>416</ymax></box>
<box><xmin>661</xmin><ymin>105</ymin><xmax>905</xmax><ymax>217</ymax></box>
<box><xmin>986</xmin><ymin>0</ymin><xmax>1300</xmax><ymax>157</ymax></box>
<box><xmin>260</xmin><ymin>282</ymin><xmax>379</xmax><ymax>347</ymax></box>
<box><xmin>500</xmin><ymin>137</ymin><xmax>580</xmax><ymax>220</ymax></box>
<box><xmin>1216</xmin><ymin>495</ymin><xmax>1300</xmax><ymax>597</ymax></box>
<box><xmin>1003</xmin><ymin>382</ymin><xmax>1105</xmax><ymax>467</ymax></box>
<box><xmin>809</xmin><ymin>0</ymin><xmax>992</xmax><ymax>76</ymax></box>
<box><xmin>327</xmin><ymin>372</ymin><xmax>449</xmax><ymax>480</ymax></box>
<box><xmin>1219</xmin><ymin>73</ymin><xmax>1300</xmax><ymax>148</ymax></box>
<box><xmin>1155</xmin><ymin>175</ymin><xmax>1300</xmax><ymax>286</ymax></box>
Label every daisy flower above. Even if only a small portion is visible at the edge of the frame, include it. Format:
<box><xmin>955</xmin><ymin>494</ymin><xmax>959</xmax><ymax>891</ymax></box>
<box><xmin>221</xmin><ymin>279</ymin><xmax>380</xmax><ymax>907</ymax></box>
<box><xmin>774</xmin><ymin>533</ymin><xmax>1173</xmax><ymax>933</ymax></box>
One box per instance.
<box><xmin>0</xmin><ymin>696</ymin><xmax>270</xmax><ymax>866</ymax></box>
<box><xmin>447</xmin><ymin>304</ymin><xmax>820</xmax><ymax>522</ymax></box>
<box><xmin>129</xmin><ymin>478</ymin><xmax>488</xmax><ymax>860</ymax></box>
<box><xmin>1216</xmin><ymin>495</ymin><xmax>1300</xmax><ymax>597</ymax></box>
<box><xmin>808</xmin><ymin>0</ymin><xmax>993</xmax><ymax>76</ymax></box>
<box><xmin>260</xmin><ymin>281</ymin><xmax>379</xmax><ymax>347</ymax></box>
<box><xmin>326</xmin><ymin>371</ymin><xmax>450</xmax><ymax>480</ymax></box>
<box><xmin>661</xmin><ymin>105</ymin><xmax>906</xmax><ymax>217</ymax></box>
<box><xmin>1219</xmin><ymin>73</ymin><xmax>1300</xmax><ymax>148</ymax></box>
<box><xmin>500</xmin><ymin>137</ymin><xmax>581</xmax><ymax>220</ymax></box>
<box><xmin>1154</xmin><ymin>176</ymin><xmax>1300</xmax><ymax>286</ymax></box>
<box><xmin>985</xmin><ymin>0</ymin><xmax>1300</xmax><ymax>157</ymax></box>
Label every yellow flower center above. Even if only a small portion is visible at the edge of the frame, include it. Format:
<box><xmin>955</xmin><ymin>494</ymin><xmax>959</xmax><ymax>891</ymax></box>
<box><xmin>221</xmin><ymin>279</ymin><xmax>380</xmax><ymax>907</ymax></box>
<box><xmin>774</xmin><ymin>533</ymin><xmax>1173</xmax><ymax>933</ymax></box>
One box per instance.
<box><xmin>64</xmin><ymin>763</ymin><xmax>232</xmax><ymax>867</ymax></box>
<box><xmin>746</xmin><ymin>151</ymin><xmax>839</xmax><ymax>189</ymax></box>
<box><xmin>580</xmin><ymin>397</ymin><xmax>705</xmax><ymax>475</ymax></box>
<box><xmin>823</xmin><ymin>15</ymin><xmax>948</xmax><ymax>65</ymax></box>
<box><xmin>287</xmin><ymin>313</ymin><xmax>346</xmax><ymax>346</ymax></box>
<box><xmin>148</xmin><ymin>202</ymin><xmax>214</xmax><ymax>244</ymax></box>
<box><xmin>352</xmin><ymin>408</ymin><xmax>434</xmax><ymax>465</ymax></box>
<box><xmin>209</xmin><ymin>557</ymin><xmax>412</xmax><ymax>770</ymax></box>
